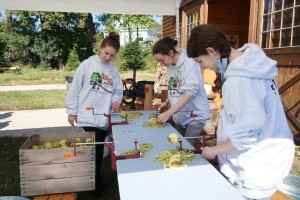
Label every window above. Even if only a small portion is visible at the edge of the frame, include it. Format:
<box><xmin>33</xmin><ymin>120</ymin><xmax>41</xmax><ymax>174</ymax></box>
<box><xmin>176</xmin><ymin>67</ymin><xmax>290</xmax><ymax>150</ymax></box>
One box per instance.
<box><xmin>181</xmin><ymin>2</ymin><xmax>207</xmax><ymax>47</ymax></box>
<box><xmin>262</xmin><ymin>0</ymin><xmax>300</xmax><ymax>48</ymax></box>
<box><xmin>186</xmin><ymin>10</ymin><xmax>201</xmax><ymax>41</ymax></box>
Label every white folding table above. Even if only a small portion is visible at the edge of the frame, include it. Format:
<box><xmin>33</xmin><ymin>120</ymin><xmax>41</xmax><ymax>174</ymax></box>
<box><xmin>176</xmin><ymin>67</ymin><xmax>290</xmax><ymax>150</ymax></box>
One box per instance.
<box><xmin>112</xmin><ymin>110</ymin><xmax>245</xmax><ymax>200</ymax></box>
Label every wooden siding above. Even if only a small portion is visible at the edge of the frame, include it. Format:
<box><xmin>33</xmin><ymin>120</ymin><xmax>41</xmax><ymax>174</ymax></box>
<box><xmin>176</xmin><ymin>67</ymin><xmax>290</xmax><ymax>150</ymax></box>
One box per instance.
<box><xmin>267</xmin><ymin>47</ymin><xmax>300</xmax><ymax>133</ymax></box>
<box><xmin>162</xmin><ymin>0</ymin><xmax>204</xmax><ymax>40</ymax></box>
<box><xmin>207</xmin><ymin>0</ymin><xmax>250</xmax><ymax>48</ymax></box>
<box><xmin>162</xmin><ymin>16</ymin><xmax>176</xmax><ymax>38</ymax></box>
<box><xmin>277</xmin><ymin>67</ymin><xmax>300</xmax><ymax>133</ymax></box>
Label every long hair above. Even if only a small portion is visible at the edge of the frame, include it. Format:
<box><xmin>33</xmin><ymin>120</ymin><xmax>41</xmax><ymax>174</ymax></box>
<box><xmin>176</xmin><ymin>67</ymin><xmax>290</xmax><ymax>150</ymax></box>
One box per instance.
<box><xmin>101</xmin><ymin>32</ymin><xmax>120</xmax><ymax>52</ymax></box>
<box><xmin>187</xmin><ymin>24</ymin><xmax>231</xmax><ymax>58</ymax></box>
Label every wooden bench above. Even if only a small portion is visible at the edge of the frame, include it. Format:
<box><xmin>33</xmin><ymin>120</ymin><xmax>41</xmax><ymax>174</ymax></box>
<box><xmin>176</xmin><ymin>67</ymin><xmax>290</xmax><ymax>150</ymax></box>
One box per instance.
<box><xmin>33</xmin><ymin>193</ymin><xmax>77</xmax><ymax>200</ymax></box>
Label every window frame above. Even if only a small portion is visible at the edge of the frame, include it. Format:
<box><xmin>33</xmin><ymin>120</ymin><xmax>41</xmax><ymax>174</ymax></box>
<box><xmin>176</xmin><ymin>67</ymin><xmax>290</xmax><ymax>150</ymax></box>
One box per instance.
<box><xmin>181</xmin><ymin>2</ymin><xmax>207</xmax><ymax>47</ymax></box>
<box><xmin>260</xmin><ymin>0</ymin><xmax>300</xmax><ymax>49</ymax></box>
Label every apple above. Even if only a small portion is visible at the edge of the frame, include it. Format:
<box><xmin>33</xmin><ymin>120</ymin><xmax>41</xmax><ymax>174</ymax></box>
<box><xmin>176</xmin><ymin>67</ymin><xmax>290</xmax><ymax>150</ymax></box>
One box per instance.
<box><xmin>120</xmin><ymin>111</ymin><xmax>127</xmax><ymax>118</ymax></box>
<box><xmin>75</xmin><ymin>137</ymin><xmax>84</xmax><ymax>143</ymax></box>
<box><xmin>85</xmin><ymin>137</ymin><xmax>94</xmax><ymax>143</ymax></box>
<box><xmin>167</xmin><ymin>133</ymin><xmax>179</xmax><ymax>144</ymax></box>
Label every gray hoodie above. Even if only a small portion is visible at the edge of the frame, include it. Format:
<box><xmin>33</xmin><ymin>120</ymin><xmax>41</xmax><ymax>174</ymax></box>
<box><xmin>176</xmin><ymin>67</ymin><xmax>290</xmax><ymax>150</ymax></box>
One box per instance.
<box><xmin>218</xmin><ymin>44</ymin><xmax>294</xmax><ymax>198</ymax></box>
<box><xmin>167</xmin><ymin>49</ymin><xmax>210</xmax><ymax>126</ymax></box>
<box><xmin>66</xmin><ymin>55</ymin><xmax>123</xmax><ymax>128</ymax></box>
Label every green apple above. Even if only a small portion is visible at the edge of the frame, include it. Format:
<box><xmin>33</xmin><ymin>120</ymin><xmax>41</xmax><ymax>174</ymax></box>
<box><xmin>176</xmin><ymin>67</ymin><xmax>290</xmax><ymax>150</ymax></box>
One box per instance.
<box><xmin>167</xmin><ymin>133</ymin><xmax>179</xmax><ymax>144</ymax></box>
<box><xmin>32</xmin><ymin>145</ymin><xmax>39</xmax><ymax>150</ymax></box>
<box><xmin>120</xmin><ymin>111</ymin><xmax>127</xmax><ymax>118</ymax></box>
<box><xmin>75</xmin><ymin>137</ymin><xmax>84</xmax><ymax>143</ymax></box>
<box><xmin>43</xmin><ymin>141</ymin><xmax>52</xmax><ymax>149</ymax></box>
<box><xmin>59</xmin><ymin>139</ymin><xmax>69</xmax><ymax>147</ymax></box>
<box><xmin>51</xmin><ymin>141</ymin><xmax>59</xmax><ymax>148</ymax></box>
<box><xmin>85</xmin><ymin>137</ymin><xmax>94</xmax><ymax>143</ymax></box>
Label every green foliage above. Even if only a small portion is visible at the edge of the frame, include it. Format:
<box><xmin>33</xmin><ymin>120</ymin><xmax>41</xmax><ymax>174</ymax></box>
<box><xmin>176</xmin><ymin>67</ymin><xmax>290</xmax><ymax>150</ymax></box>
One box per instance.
<box><xmin>143</xmin><ymin>45</ymin><xmax>158</xmax><ymax>73</ymax></box>
<box><xmin>113</xmin><ymin>48</ymin><xmax>127</xmax><ymax>71</ymax></box>
<box><xmin>113</xmin><ymin>44</ymin><xmax>157</xmax><ymax>73</ymax></box>
<box><xmin>30</xmin><ymin>36</ymin><xmax>61</xmax><ymax>68</ymax></box>
<box><xmin>1</xmin><ymin>32</ymin><xmax>30</xmax><ymax>64</ymax></box>
<box><xmin>97</xmin><ymin>14</ymin><xmax>155</xmax><ymax>42</ymax></box>
<box><xmin>66</xmin><ymin>46</ymin><xmax>81</xmax><ymax>71</ymax></box>
<box><xmin>122</xmin><ymin>40</ymin><xmax>145</xmax><ymax>70</ymax></box>
<box><xmin>0</xmin><ymin>136</ymin><xmax>28</xmax><ymax>196</ymax></box>
<box><xmin>0</xmin><ymin>11</ymin><xmax>96</xmax><ymax>68</ymax></box>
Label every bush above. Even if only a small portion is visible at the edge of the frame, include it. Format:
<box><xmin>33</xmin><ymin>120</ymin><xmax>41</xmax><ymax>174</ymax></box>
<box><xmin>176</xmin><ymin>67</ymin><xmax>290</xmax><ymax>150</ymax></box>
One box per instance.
<box><xmin>143</xmin><ymin>45</ymin><xmax>158</xmax><ymax>73</ymax></box>
<box><xmin>113</xmin><ymin>48</ymin><xmax>127</xmax><ymax>71</ymax></box>
<box><xmin>122</xmin><ymin>40</ymin><xmax>145</xmax><ymax>70</ymax></box>
<box><xmin>66</xmin><ymin>46</ymin><xmax>81</xmax><ymax>71</ymax></box>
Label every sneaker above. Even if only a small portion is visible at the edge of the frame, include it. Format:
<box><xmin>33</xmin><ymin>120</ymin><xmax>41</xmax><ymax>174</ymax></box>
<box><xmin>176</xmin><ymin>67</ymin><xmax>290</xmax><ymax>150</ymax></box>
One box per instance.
<box><xmin>89</xmin><ymin>190</ymin><xmax>103</xmax><ymax>200</ymax></box>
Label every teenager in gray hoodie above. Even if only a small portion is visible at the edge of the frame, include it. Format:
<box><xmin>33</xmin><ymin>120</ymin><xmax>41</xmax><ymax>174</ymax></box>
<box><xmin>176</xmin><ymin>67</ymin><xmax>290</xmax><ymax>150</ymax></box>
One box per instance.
<box><xmin>187</xmin><ymin>24</ymin><xmax>294</xmax><ymax>200</ymax></box>
<box><xmin>152</xmin><ymin>37</ymin><xmax>210</xmax><ymax>148</ymax></box>
<box><xmin>66</xmin><ymin>32</ymin><xmax>123</xmax><ymax>199</ymax></box>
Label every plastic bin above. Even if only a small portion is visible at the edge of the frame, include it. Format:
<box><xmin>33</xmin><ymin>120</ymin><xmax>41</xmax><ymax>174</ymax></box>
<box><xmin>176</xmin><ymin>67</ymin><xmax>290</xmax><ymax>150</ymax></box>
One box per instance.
<box><xmin>65</xmin><ymin>76</ymin><xmax>73</xmax><ymax>91</ymax></box>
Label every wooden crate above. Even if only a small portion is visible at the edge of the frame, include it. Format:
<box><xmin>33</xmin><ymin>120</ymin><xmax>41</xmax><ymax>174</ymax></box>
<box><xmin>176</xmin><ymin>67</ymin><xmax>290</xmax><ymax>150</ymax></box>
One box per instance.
<box><xmin>19</xmin><ymin>132</ymin><xmax>95</xmax><ymax>196</ymax></box>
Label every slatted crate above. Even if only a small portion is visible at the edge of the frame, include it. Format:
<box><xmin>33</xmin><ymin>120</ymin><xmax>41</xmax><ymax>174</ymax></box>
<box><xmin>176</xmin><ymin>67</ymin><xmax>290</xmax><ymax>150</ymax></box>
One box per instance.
<box><xmin>19</xmin><ymin>132</ymin><xmax>95</xmax><ymax>196</ymax></box>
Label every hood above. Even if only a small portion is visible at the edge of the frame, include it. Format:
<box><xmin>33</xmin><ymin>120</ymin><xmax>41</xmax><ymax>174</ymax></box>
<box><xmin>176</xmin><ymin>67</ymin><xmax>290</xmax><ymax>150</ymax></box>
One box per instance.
<box><xmin>88</xmin><ymin>55</ymin><xmax>103</xmax><ymax>63</ymax></box>
<box><xmin>175</xmin><ymin>48</ymin><xmax>189</xmax><ymax>68</ymax></box>
<box><xmin>224</xmin><ymin>44</ymin><xmax>277</xmax><ymax>80</ymax></box>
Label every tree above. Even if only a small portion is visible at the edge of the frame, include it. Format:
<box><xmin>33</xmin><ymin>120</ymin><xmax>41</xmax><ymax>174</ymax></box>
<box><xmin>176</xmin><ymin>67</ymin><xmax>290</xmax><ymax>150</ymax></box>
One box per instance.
<box><xmin>97</xmin><ymin>14</ymin><xmax>155</xmax><ymax>43</ymax></box>
<box><xmin>0</xmin><ymin>10</ymin><xmax>97</xmax><ymax>68</ymax></box>
<box><xmin>66</xmin><ymin>46</ymin><xmax>81</xmax><ymax>71</ymax></box>
<box><xmin>122</xmin><ymin>39</ymin><xmax>145</xmax><ymax>69</ymax></box>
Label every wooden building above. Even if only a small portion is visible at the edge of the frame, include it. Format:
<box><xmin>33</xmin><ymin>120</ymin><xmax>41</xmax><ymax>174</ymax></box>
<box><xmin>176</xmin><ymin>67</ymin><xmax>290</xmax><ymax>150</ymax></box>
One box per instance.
<box><xmin>162</xmin><ymin>0</ymin><xmax>300</xmax><ymax>138</ymax></box>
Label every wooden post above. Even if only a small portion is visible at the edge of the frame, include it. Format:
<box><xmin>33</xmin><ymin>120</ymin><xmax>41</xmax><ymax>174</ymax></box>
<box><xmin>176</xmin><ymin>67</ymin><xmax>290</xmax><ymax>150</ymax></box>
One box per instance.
<box><xmin>161</xmin><ymin>89</ymin><xmax>168</xmax><ymax>102</ymax></box>
<box><xmin>144</xmin><ymin>84</ymin><xmax>153</xmax><ymax>110</ymax></box>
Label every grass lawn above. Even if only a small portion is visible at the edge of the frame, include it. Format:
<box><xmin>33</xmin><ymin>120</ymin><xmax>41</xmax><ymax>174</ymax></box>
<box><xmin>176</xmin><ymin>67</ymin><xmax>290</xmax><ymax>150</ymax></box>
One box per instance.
<box><xmin>0</xmin><ymin>136</ymin><xmax>120</xmax><ymax>200</ymax></box>
<box><xmin>0</xmin><ymin>68</ymin><xmax>74</xmax><ymax>86</ymax></box>
<box><xmin>0</xmin><ymin>68</ymin><xmax>155</xmax><ymax>86</ymax></box>
<box><xmin>0</xmin><ymin>90</ymin><xmax>67</xmax><ymax>111</ymax></box>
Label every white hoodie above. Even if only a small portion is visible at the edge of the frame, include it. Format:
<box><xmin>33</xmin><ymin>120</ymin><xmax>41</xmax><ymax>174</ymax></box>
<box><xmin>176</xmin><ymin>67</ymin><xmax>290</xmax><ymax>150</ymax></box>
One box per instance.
<box><xmin>167</xmin><ymin>49</ymin><xmax>210</xmax><ymax>126</ymax></box>
<box><xmin>218</xmin><ymin>44</ymin><xmax>295</xmax><ymax>198</ymax></box>
<box><xmin>66</xmin><ymin>55</ymin><xmax>123</xmax><ymax>128</ymax></box>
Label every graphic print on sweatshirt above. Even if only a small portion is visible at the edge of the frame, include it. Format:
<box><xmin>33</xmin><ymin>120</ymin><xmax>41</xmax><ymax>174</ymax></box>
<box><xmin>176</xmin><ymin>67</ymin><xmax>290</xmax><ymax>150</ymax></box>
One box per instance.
<box><xmin>168</xmin><ymin>76</ymin><xmax>183</xmax><ymax>95</ymax></box>
<box><xmin>90</xmin><ymin>72</ymin><xmax>113</xmax><ymax>93</ymax></box>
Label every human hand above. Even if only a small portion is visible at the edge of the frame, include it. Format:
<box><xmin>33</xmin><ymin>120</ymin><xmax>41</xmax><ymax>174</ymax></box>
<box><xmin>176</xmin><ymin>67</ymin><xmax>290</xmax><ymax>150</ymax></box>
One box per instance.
<box><xmin>201</xmin><ymin>146</ymin><xmax>217</xmax><ymax>160</ymax></box>
<box><xmin>152</xmin><ymin>102</ymin><xmax>167</xmax><ymax>111</ymax></box>
<box><xmin>112</xmin><ymin>102</ymin><xmax>119</xmax><ymax>112</ymax></box>
<box><xmin>157</xmin><ymin>110</ymin><xmax>172</xmax><ymax>123</ymax></box>
<box><xmin>68</xmin><ymin>115</ymin><xmax>77</xmax><ymax>126</ymax></box>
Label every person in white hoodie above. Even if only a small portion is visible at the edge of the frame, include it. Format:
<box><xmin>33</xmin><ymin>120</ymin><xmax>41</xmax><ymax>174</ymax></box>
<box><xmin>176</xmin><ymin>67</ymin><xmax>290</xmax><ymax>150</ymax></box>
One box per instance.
<box><xmin>187</xmin><ymin>24</ymin><xmax>294</xmax><ymax>200</ymax></box>
<box><xmin>152</xmin><ymin>37</ymin><xmax>210</xmax><ymax>148</ymax></box>
<box><xmin>66</xmin><ymin>32</ymin><xmax>123</xmax><ymax>199</ymax></box>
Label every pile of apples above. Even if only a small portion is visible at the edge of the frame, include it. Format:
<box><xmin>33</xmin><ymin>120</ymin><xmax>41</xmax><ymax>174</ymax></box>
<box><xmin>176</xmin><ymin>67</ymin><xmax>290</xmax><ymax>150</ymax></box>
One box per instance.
<box><xmin>31</xmin><ymin>137</ymin><xmax>94</xmax><ymax>149</ymax></box>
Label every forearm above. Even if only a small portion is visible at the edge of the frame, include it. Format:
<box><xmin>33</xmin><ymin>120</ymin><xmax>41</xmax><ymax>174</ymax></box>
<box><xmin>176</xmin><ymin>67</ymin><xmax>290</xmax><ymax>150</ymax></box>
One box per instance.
<box><xmin>168</xmin><ymin>94</ymin><xmax>192</xmax><ymax>115</ymax></box>
<box><xmin>212</xmin><ymin>139</ymin><xmax>239</xmax><ymax>155</ymax></box>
